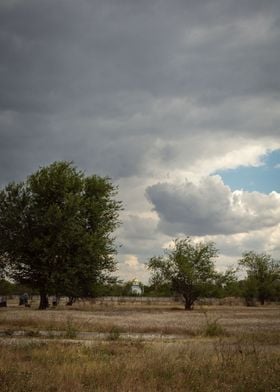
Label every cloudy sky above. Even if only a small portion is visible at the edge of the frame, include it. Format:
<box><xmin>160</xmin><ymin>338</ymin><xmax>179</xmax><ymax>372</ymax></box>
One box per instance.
<box><xmin>1</xmin><ymin>0</ymin><xmax>280</xmax><ymax>282</ymax></box>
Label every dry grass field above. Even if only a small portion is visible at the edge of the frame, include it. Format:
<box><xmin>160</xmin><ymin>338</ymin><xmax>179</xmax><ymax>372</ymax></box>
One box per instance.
<box><xmin>0</xmin><ymin>300</ymin><xmax>280</xmax><ymax>391</ymax></box>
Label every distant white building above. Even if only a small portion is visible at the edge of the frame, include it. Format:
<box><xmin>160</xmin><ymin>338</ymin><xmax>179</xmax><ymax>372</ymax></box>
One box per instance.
<box><xmin>131</xmin><ymin>278</ymin><xmax>143</xmax><ymax>295</ymax></box>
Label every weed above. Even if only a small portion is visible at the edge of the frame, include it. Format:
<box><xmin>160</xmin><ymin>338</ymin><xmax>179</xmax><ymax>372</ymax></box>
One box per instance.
<box><xmin>107</xmin><ymin>326</ymin><xmax>121</xmax><ymax>341</ymax></box>
<box><xmin>25</xmin><ymin>329</ymin><xmax>40</xmax><ymax>337</ymax></box>
<box><xmin>46</xmin><ymin>330</ymin><xmax>56</xmax><ymax>339</ymax></box>
<box><xmin>202</xmin><ymin>312</ymin><xmax>227</xmax><ymax>337</ymax></box>
<box><xmin>4</xmin><ymin>329</ymin><xmax>14</xmax><ymax>337</ymax></box>
<box><xmin>64</xmin><ymin>317</ymin><xmax>78</xmax><ymax>339</ymax></box>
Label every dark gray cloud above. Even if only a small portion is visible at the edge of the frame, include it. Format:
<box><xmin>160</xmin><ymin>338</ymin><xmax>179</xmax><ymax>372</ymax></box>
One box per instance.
<box><xmin>1</xmin><ymin>0</ymin><xmax>280</xmax><ymax>273</ymax></box>
<box><xmin>1</xmin><ymin>0</ymin><xmax>280</xmax><ymax>184</ymax></box>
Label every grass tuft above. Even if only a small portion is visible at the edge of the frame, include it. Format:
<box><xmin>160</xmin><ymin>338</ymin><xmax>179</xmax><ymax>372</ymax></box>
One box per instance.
<box><xmin>64</xmin><ymin>317</ymin><xmax>78</xmax><ymax>339</ymax></box>
<box><xmin>202</xmin><ymin>312</ymin><xmax>227</xmax><ymax>337</ymax></box>
<box><xmin>107</xmin><ymin>326</ymin><xmax>121</xmax><ymax>341</ymax></box>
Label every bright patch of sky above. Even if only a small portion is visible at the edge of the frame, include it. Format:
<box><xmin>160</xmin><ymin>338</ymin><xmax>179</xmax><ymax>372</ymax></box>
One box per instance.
<box><xmin>216</xmin><ymin>149</ymin><xmax>280</xmax><ymax>193</ymax></box>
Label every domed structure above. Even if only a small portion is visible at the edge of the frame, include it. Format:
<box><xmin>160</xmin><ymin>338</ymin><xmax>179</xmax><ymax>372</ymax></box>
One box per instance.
<box><xmin>131</xmin><ymin>278</ymin><xmax>143</xmax><ymax>295</ymax></box>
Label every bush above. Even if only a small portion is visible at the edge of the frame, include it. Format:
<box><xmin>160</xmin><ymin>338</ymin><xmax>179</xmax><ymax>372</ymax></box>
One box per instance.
<box><xmin>202</xmin><ymin>313</ymin><xmax>227</xmax><ymax>337</ymax></box>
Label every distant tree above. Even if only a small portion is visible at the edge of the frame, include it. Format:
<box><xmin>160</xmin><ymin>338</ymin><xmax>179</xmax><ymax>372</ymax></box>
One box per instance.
<box><xmin>239</xmin><ymin>278</ymin><xmax>258</xmax><ymax>306</ymax></box>
<box><xmin>204</xmin><ymin>268</ymin><xmax>240</xmax><ymax>298</ymax></box>
<box><xmin>143</xmin><ymin>282</ymin><xmax>172</xmax><ymax>297</ymax></box>
<box><xmin>239</xmin><ymin>251</ymin><xmax>280</xmax><ymax>305</ymax></box>
<box><xmin>0</xmin><ymin>161</ymin><xmax>122</xmax><ymax>309</ymax></box>
<box><xmin>120</xmin><ymin>281</ymin><xmax>132</xmax><ymax>296</ymax></box>
<box><xmin>92</xmin><ymin>279</ymin><xmax>124</xmax><ymax>297</ymax></box>
<box><xmin>147</xmin><ymin>237</ymin><xmax>219</xmax><ymax>310</ymax></box>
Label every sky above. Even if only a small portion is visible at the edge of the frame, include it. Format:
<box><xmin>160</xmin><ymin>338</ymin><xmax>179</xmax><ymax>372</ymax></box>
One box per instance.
<box><xmin>216</xmin><ymin>149</ymin><xmax>280</xmax><ymax>193</ymax></box>
<box><xmin>1</xmin><ymin>0</ymin><xmax>280</xmax><ymax>283</ymax></box>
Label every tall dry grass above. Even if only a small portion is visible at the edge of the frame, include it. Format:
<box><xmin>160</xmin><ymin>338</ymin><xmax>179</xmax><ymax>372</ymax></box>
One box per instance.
<box><xmin>0</xmin><ymin>304</ymin><xmax>280</xmax><ymax>390</ymax></box>
<box><xmin>0</xmin><ymin>338</ymin><xmax>279</xmax><ymax>391</ymax></box>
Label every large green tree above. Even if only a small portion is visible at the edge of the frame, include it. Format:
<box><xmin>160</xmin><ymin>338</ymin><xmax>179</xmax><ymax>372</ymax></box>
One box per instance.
<box><xmin>0</xmin><ymin>161</ymin><xmax>122</xmax><ymax>309</ymax></box>
<box><xmin>239</xmin><ymin>251</ymin><xmax>280</xmax><ymax>305</ymax></box>
<box><xmin>147</xmin><ymin>237</ymin><xmax>219</xmax><ymax>310</ymax></box>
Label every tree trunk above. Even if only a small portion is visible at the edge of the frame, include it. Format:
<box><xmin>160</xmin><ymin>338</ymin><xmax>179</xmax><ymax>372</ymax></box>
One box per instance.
<box><xmin>66</xmin><ymin>296</ymin><xmax>76</xmax><ymax>306</ymax></box>
<box><xmin>184</xmin><ymin>297</ymin><xmax>194</xmax><ymax>310</ymax></box>
<box><xmin>39</xmin><ymin>292</ymin><xmax>49</xmax><ymax>310</ymax></box>
<box><xmin>245</xmin><ymin>297</ymin><xmax>256</xmax><ymax>307</ymax></box>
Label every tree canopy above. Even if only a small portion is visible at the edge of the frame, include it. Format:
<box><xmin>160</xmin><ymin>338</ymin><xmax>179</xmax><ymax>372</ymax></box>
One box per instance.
<box><xmin>239</xmin><ymin>251</ymin><xmax>280</xmax><ymax>305</ymax></box>
<box><xmin>147</xmin><ymin>237</ymin><xmax>219</xmax><ymax>310</ymax></box>
<box><xmin>0</xmin><ymin>161</ymin><xmax>122</xmax><ymax>308</ymax></box>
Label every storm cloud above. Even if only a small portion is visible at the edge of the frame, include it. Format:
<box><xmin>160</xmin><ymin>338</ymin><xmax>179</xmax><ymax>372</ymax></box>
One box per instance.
<box><xmin>1</xmin><ymin>0</ymin><xmax>280</xmax><ymax>280</ymax></box>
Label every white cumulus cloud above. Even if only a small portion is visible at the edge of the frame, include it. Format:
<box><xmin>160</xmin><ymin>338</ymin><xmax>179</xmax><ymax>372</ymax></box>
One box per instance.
<box><xmin>146</xmin><ymin>175</ymin><xmax>280</xmax><ymax>236</ymax></box>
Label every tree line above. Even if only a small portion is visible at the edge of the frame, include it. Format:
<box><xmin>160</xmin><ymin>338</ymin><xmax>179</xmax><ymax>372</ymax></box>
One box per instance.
<box><xmin>147</xmin><ymin>238</ymin><xmax>280</xmax><ymax>309</ymax></box>
<box><xmin>0</xmin><ymin>161</ymin><xmax>279</xmax><ymax>310</ymax></box>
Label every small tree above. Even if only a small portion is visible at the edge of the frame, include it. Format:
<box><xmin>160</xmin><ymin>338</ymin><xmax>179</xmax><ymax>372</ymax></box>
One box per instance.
<box><xmin>239</xmin><ymin>251</ymin><xmax>280</xmax><ymax>305</ymax></box>
<box><xmin>147</xmin><ymin>237</ymin><xmax>219</xmax><ymax>310</ymax></box>
<box><xmin>0</xmin><ymin>161</ymin><xmax>122</xmax><ymax>309</ymax></box>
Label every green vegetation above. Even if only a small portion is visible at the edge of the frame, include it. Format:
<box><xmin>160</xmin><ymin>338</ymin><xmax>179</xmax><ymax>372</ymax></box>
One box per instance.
<box><xmin>239</xmin><ymin>251</ymin><xmax>280</xmax><ymax>306</ymax></box>
<box><xmin>147</xmin><ymin>238</ymin><xmax>221</xmax><ymax>310</ymax></box>
<box><xmin>0</xmin><ymin>161</ymin><xmax>122</xmax><ymax>309</ymax></box>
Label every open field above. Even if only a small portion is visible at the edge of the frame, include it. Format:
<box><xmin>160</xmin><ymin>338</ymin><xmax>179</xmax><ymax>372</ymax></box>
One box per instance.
<box><xmin>1</xmin><ymin>300</ymin><xmax>280</xmax><ymax>338</ymax></box>
<box><xmin>1</xmin><ymin>301</ymin><xmax>280</xmax><ymax>391</ymax></box>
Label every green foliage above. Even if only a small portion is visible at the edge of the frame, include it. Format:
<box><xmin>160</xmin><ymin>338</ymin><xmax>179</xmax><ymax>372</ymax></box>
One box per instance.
<box><xmin>147</xmin><ymin>237</ymin><xmax>219</xmax><ymax>310</ymax></box>
<box><xmin>0</xmin><ymin>161</ymin><xmax>122</xmax><ymax>308</ymax></box>
<box><xmin>0</xmin><ymin>280</ymin><xmax>35</xmax><ymax>296</ymax></box>
<box><xmin>143</xmin><ymin>283</ymin><xmax>172</xmax><ymax>297</ymax></box>
<box><xmin>0</xmin><ymin>279</ymin><xmax>15</xmax><ymax>295</ymax></box>
<box><xmin>206</xmin><ymin>268</ymin><xmax>241</xmax><ymax>298</ymax></box>
<box><xmin>91</xmin><ymin>280</ymin><xmax>124</xmax><ymax>297</ymax></box>
<box><xmin>240</xmin><ymin>277</ymin><xmax>258</xmax><ymax>306</ymax></box>
<box><xmin>239</xmin><ymin>251</ymin><xmax>280</xmax><ymax>305</ymax></box>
